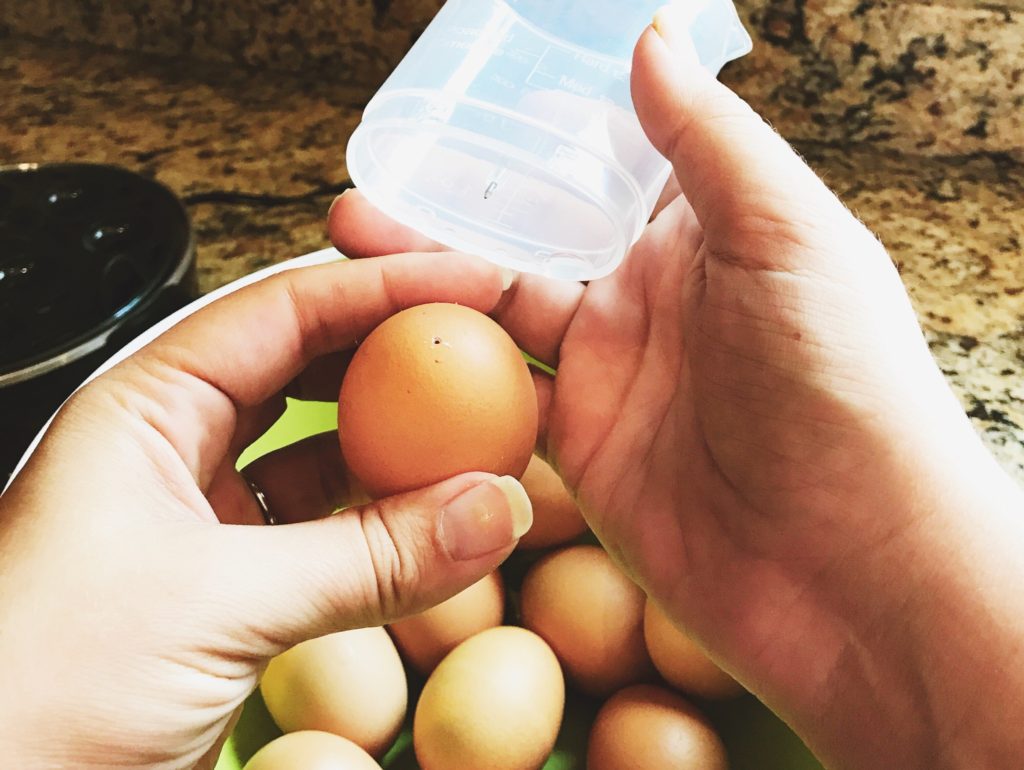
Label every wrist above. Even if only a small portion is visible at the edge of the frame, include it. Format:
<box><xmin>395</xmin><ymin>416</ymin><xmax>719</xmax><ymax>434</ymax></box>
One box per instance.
<box><xmin>801</xmin><ymin>451</ymin><xmax>1024</xmax><ymax>769</ymax></box>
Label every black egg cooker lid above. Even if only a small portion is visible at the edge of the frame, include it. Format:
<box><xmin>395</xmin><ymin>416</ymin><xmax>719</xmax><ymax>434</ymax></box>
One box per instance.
<box><xmin>0</xmin><ymin>163</ymin><xmax>194</xmax><ymax>385</ymax></box>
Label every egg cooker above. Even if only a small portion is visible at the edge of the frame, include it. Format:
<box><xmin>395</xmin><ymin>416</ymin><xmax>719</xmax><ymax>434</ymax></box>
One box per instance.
<box><xmin>0</xmin><ymin>163</ymin><xmax>197</xmax><ymax>483</ymax></box>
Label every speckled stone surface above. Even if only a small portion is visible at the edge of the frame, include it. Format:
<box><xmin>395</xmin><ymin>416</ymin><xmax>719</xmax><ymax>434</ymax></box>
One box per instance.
<box><xmin>1</xmin><ymin>7</ymin><xmax>1023</xmax><ymax>476</ymax></box>
<box><xmin>794</xmin><ymin>144</ymin><xmax>1024</xmax><ymax>471</ymax></box>
<box><xmin>2</xmin><ymin>1</ymin><xmax>1022</xmax><ymax>158</ymax></box>
<box><xmin>0</xmin><ymin>38</ymin><xmax>367</xmax><ymax>288</ymax></box>
<box><xmin>728</xmin><ymin>0</ymin><xmax>1024</xmax><ymax>157</ymax></box>
<box><xmin>0</xmin><ymin>0</ymin><xmax>424</xmax><ymax>88</ymax></box>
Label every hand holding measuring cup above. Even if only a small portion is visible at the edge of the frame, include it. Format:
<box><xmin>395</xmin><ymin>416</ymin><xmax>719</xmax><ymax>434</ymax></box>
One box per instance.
<box><xmin>333</xmin><ymin>7</ymin><xmax>1024</xmax><ymax>768</ymax></box>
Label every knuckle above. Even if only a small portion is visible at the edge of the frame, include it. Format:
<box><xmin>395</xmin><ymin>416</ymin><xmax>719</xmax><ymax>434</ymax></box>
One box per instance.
<box><xmin>354</xmin><ymin>503</ymin><xmax>420</xmax><ymax>622</ymax></box>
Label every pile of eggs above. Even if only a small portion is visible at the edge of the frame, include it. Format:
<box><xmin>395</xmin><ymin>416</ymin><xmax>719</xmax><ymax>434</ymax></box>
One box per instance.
<box><xmin>244</xmin><ymin>304</ymin><xmax>742</xmax><ymax>770</ymax></box>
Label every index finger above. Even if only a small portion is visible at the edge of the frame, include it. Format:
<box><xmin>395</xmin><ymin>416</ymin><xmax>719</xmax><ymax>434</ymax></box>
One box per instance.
<box><xmin>116</xmin><ymin>252</ymin><xmax>507</xmax><ymax>483</ymax></box>
<box><xmin>144</xmin><ymin>252</ymin><xmax>506</xmax><ymax>407</ymax></box>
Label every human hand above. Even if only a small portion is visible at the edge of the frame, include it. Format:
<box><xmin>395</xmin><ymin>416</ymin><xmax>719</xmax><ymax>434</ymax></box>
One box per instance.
<box><xmin>0</xmin><ymin>254</ymin><xmax>533</xmax><ymax>769</ymax></box>
<box><xmin>328</xmin><ymin>11</ymin><xmax>1024</xmax><ymax>768</ymax></box>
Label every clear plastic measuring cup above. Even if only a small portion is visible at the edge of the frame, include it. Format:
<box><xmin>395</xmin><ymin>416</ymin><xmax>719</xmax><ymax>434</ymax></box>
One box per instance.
<box><xmin>346</xmin><ymin>0</ymin><xmax>752</xmax><ymax>280</ymax></box>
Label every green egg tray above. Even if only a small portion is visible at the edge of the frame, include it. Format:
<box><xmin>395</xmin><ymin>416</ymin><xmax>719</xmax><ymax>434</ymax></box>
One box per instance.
<box><xmin>218</xmin><ymin>399</ymin><xmax>824</xmax><ymax>770</ymax></box>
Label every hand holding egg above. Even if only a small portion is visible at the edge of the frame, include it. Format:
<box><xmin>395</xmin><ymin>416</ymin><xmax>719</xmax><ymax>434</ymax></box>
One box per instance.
<box><xmin>4</xmin><ymin>0</ymin><xmax>1007</xmax><ymax>763</ymax></box>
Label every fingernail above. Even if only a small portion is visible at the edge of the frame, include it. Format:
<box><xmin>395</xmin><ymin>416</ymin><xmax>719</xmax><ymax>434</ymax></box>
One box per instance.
<box><xmin>653</xmin><ymin>3</ymin><xmax>702</xmax><ymax>64</ymax></box>
<box><xmin>500</xmin><ymin>267</ymin><xmax>518</xmax><ymax>292</ymax></box>
<box><xmin>652</xmin><ymin>6</ymin><xmax>671</xmax><ymax>37</ymax></box>
<box><xmin>328</xmin><ymin>188</ymin><xmax>352</xmax><ymax>216</ymax></box>
<box><xmin>439</xmin><ymin>476</ymin><xmax>533</xmax><ymax>561</ymax></box>
<box><xmin>328</xmin><ymin>194</ymin><xmax>343</xmax><ymax>218</ymax></box>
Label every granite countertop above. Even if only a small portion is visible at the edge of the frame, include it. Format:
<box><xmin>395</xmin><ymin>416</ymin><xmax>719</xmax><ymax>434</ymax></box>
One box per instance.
<box><xmin>2</xmin><ymin>0</ymin><xmax>1023</xmax><ymax>476</ymax></box>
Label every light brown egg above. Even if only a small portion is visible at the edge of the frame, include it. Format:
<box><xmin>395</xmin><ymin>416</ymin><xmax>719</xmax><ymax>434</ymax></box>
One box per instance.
<box><xmin>643</xmin><ymin>598</ymin><xmax>744</xmax><ymax>699</ymax></box>
<box><xmin>260</xmin><ymin>627</ymin><xmax>407</xmax><ymax>758</ymax></box>
<box><xmin>389</xmin><ymin>571</ymin><xmax>506</xmax><ymax>675</ymax></box>
<box><xmin>242</xmin><ymin>731</ymin><xmax>383</xmax><ymax>770</ymax></box>
<box><xmin>587</xmin><ymin>684</ymin><xmax>728</xmax><ymax>770</ymax></box>
<box><xmin>337</xmin><ymin>303</ymin><xmax>538</xmax><ymax>499</ymax></box>
<box><xmin>517</xmin><ymin>454</ymin><xmax>588</xmax><ymax>550</ymax></box>
<box><xmin>520</xmin><ymin>545</ymin><xmax>653</xmax><ymax>696</ymax></box>
<box><xmin>414</xmin><ymin>626</ymin><xmax>564</xmax><ymax>770</ymax></box>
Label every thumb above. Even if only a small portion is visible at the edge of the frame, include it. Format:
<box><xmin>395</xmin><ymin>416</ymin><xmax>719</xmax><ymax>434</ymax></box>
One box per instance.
<box><xmin>216</xmin><ymin>473</ymin><xmax>532</xmax><ymax>654</ymax></box>
<box><xmin>631</xmin><ymin>9</ymin><xmax>852</xmax><ymax>264</ymax></box>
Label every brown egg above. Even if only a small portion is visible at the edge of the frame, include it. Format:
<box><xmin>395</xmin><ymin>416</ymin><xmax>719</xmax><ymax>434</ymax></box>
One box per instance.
<box><xmin>338</xmin><ymin>303</ymin><xmax>538</xmax><ymax>498</ymax></box>
<box><xmin>260</xmin><ymin>627</ymin><xmax>407</xmax><ymax>758</ymax></box>
<box><xmin>389</xmin><ymin>571</ymin><xmax>506</xmax><ymax>675</ymax></box>
<box><xmin>414</xmin><ymin>626</ymin><xmax>564</xmax><ymax>770</ymax></box>
<box><xmin>517</xmin><ymin>454</ymin><xmax>588</xmax><ymax>550</ymax></box>
<box><xmin>243</xmin><ymin>731</ymin><xmax>383</xmax><ymax>770</ymax></box>
<box><xmin>587</xmin><ymin>685</ymin><xmax>728</xmax><ymax>770</ymax></box>
<box><xmin>520</xmin><ymin>545</ymin><xmax>653</xmax><ymax>696</ymax></box>
<box><xmin>643</xmin><ymin>598</ymin><xmax>744</xmax><ymax>699</ymax></box>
